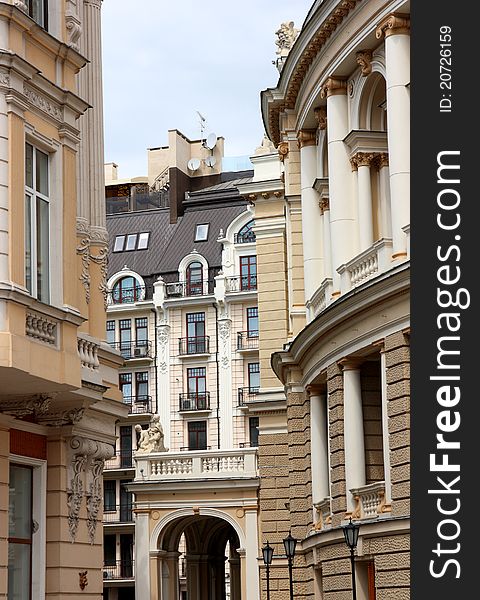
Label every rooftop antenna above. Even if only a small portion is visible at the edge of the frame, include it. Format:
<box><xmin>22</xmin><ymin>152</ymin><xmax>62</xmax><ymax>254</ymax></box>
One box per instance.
<box><xmin>196</xmin><ymin>110</ymin><xmax>206</xmax><ymax>145</ymax></box>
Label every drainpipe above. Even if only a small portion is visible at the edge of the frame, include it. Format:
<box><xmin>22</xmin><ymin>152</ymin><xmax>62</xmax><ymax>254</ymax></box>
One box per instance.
<box><xmin>213</xmin><ymin>303</ymin><xmax>221</xmax><ymax>449</ymax></box>
<box><xmin>151</xmin><ymin>308</ymin><xmax>158</xmax><ymax>414</ymax></box>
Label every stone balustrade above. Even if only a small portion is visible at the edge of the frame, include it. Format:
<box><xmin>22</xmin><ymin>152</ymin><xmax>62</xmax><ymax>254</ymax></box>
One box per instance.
<box><xmin>350</xmin><ymin>481</ymin><xmax>390</xmax><ymax>520</ymax></box>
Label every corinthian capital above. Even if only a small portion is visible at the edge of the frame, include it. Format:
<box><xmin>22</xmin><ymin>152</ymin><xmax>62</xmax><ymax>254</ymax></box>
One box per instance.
<box><xmin>297</xmin><ymin>129</ymin><xmax>317</xmax><ymax>149</ymax></box>
<box><xmin>354</xmin><ymin>152</ymin><xmax>376</xmax><ymax>168</ymax></box>
<box><xmin>376</xmin><ymin>13</ymin><xmax>410</xmax><ymax>39</ymax></box>
<box><xmin>320</xmin><ymin>77</ymin><xmax>347</xmax><ymax>99</ymax></box>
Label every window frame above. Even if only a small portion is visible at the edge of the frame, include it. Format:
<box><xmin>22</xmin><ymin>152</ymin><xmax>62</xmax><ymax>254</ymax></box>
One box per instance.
<box><xmin>248</xmin><ymin>362</ymin><xmax>260</xmax><ymax>392</ymax></box>
<box><xmin>194</xmin><ymin>223</ymin><xmax>209</xmax><ymax>242</ymax></box>
<box><xmin>246</xmin><ymin>307</ymin><xmax>259</xmax><ymax>337</ymax></box>
<box><xmin>103</xmin><ymin>480</ymin><xmax>117</xmax><ymax>512</ymax></box>
<box><xmin>240</xmin><ymin>255</ymin><xmax>257</xmax><ymax>291</ymax></box>
<box><xmin>28</xmin><ymin>0</ymin><xmax>49</xmax><ymax>30</ymax></box>
<box><xmin>187</xmin><ymin>421</ymin><xmax>207</xmax><ymax>451</ymax></box>
<box><xmin>186</xmin><ymin>261</ymin><xmax>204</xmax><ymax>296</ymax></box>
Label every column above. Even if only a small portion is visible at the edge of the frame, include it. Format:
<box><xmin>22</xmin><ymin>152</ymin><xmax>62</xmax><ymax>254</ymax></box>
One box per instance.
<box><xmin>320</xmin><ymin>199</ymin><xmax>332</xmax><ymax>279</ymax></box>
<box><xmin>298</xmin><ymin>129</ymin><xmax>323</xmax><ymax>303</ymax></box>
<box><xmin>376</xmin><ymin>14</ymin><xmax>410</xmax><ymax>259</ymax></box>
<box><xmin>375</xmin><ymin>153</ymin><xmax>392</xmax><ymax>239</ymax></box>
<box><xmin>355</xmin><ymin>153</ymin><xmax>375</xmax><ymax>251</ymax></box>
<box><xmin>322</xmin><ymin>78</ymin><xmax>356</xmax><ymax>294</ymax></box>
<box><xmin>164</xmin><ymin>551</ymin><xmax>181</xmax><ymax>600</ymax></box>
<box><xmin>380</xmin><ymin>346</ymin><xmax>392</xmax><ymax>504</ymax></box>
<box><xmin>244</xmin><ymin>508</ymin><xmax>260</xmax><ymax>600</ymax></box>
<box><xmin>340</xmin><ymin>360</ymin><xmax>366</xmax><ymax>513</ymax></box>
<box><xmin>218</xmin><ymin>317</ymin><xmax>233</xmax><ymax>448</ymax></box>
<box><xmin>135</xmin><ymin>511</ymin><xmax>151</xmax><ymax>599</ymax></box>
<box><xmin>309</xmin><ymin>388</ymin><xmax>330</xmax><ymax>505</ymax></box>
<box><xmin>229</xmin><ymin>553</ymin><xmax>241</xmax><ymax>600</ymax></box>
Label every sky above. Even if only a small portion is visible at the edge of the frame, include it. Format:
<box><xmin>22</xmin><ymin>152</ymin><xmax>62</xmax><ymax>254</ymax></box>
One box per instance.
<box><xmin>101</xmin><ymin>0</ymin><xmax>313</xmax><ymax>179</ymax></box>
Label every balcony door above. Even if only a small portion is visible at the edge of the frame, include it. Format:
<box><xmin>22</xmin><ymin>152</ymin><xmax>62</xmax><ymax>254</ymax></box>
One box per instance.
<box><xmin>188</xmin><ymin>421</ymin><xmax>207</xmax><ymax>450</ymax></box>
<box><xmin>119</xmin><ymin>319</ymin><xmax>132</xmax><ymax>358</ymax></box>
<box><xmin>187</xmin><ymin>367</ymin><xmax>206</xmax><ymax>409</ymax></box>
<box><xmin>240</xmin><ymin>255</ymin><xmax>256</xmax><ymax>290</ymax></box>
<box><xmin>186</xmin><ymin>261</ymin><xmax>203</xmax><ymax>296</ymax></box>
<box><xmin>187</xmin><ymin>312</ymin><xmax>205</xmax><ymax>353</ymax></box>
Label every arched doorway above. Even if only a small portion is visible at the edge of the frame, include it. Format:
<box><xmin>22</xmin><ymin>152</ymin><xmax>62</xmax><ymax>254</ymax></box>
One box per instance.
<box><xmin>156</xmin><ymin>514</ymin><xmax>243</xmax><ymax>600</ymax></box>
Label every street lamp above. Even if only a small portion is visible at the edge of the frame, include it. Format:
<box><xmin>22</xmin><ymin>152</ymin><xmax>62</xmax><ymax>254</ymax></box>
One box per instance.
<box><xmin>262</xmin><ymin>541</ymin><xmax>274</xmax><ymax>600</ymax></box>
<box><xmin>283</xmin><ymin>530</ymin><xmax>297</xmax><ymax>600</ymax></box>
<box><xmin>342</xmin><ymin>517</ymin><xmax>360</xmax><ymax>600</ymax></box>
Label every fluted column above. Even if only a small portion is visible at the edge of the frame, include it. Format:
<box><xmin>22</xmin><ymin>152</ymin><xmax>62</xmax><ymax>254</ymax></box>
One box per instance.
<box><xmin>308</xmin><ymin>388</ymin><xmax>330</xmax><ymax>505</ymax></box>
<box><xmin>340</xmin><ymin>359</ymin><xmax>366</xmax><ymax>513</ymax></box>
<box><xmin>353</xmin><ymin>152</ymin><xmax>375</xmax><ymax>251</ymax></box>
<box><xmin>320</xmin><ymin>199</ymin><xmax>332</xmax><ymax>279</ymax></box>
<box><xmin>375</xmin><ymin>153</ymin><xmax>392</xmax><ymax>239</ymax></box>
<box><xmin>78</xmin><ymin>0</ymin><xmax>106</xmax><ymax>230</ymax></box>
<box><xmin>376</xmin><ymin>14</ymin><xmax>410</xmax><ymax>259</ymax></box>
<box><xmin>298</xmin><ymin>129</ymin><xmax>323</xmax><ymax>303</ymax></box>
<box><xmin>322</xmin><ymin>78</ymin><xmax>356</xmax><ymax>295</ymax></box>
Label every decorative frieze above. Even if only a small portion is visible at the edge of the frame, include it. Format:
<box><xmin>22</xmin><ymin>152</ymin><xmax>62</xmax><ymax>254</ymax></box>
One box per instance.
<box><xmin>22</xmin><ymin>84</ymin><xmax>62</xmax><ymax>121</ymax></box>
<box><xmin>38</xmin><ymin>407</ymin><xmax>85</xmax><ymax>427</ymax></box>
<box><xmin>0</xmin><ymin>393</ymin><xmax>52</xmax><ymax>417</ymax></box>
<box><xmin>375</xmin><ymin>13</ymin><xmax>411</xmax><ymax>39</ymax></box>
<box><xmin>356</xmin><ymin>50</ymin><xmax>373</xmax><ymax>76</ymax></box>
<box><xmin>26</xmin><ymin>312</ymin><xmax>58</xmax><ymax>345</ymax></box>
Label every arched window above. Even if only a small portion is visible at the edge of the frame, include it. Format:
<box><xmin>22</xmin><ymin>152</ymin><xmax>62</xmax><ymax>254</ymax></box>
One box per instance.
<box><xmin>235</xmin><ymin>220</ymin><xmax>256</xmax><ymax>244</ymax></box>
<box><xmin>112</xmin><ymin>276</ymin><xmax>142</xmax><ymax>304</ymax></box>
<box><xmin>186</xmin><ymin>262</ymin><xmax>203</xmax><ymax>296</ymax></box>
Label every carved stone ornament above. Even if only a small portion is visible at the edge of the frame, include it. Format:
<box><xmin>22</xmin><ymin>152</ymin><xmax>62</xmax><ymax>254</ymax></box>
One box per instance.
<box><xmin>65</xmin><ymin>11</ymin><xmax>82</xmax><ymax>51</ymax></box>
<box><xmin>350</xmin><ymin>156</ymin><xmax>358</xmax><ymax>172</ymax></box>
<box><xmin>218</xmin><ymin>320</ymin><xmax>231</xmax><ymax>370</ymax></box>
<box><xmin>314</xmin><ymin>107</ymin><xmax>327</xmax><ymax>130</ymax></box>
<box><xmin>354</xmin><ymin>152</ymin><xmax>376</xmax><ymax>168</ymax></box>
<box><xmin>297</xmin><ymin>129</ymin><xmax>317</xmax><ymax>149</ymax></box>
<box><xmin>76</xmin><ymin>235</ymin><xmax>109</xmax><ymax>309</ymax></box>
<box><xmin>275</xmin><ymin>21</ymin><xmax>299</xmax><ymax>57</ymax></box>
<box><xmin>373</xmin><ymin>152</ymin><xmax>389</xmax><ymax>169</ymax></box>
<box><xmin>0</xmin><ymin>393</ymin><xmax>53</xmax><ymax>418</ymax></box>
<box><xmin>320</xmin><ymin>77</ymin><xmax>347</xmax><ymax>99</ymax></box>
<box><xmin>13</xmin><ymin>0</ymin><xmax>28</xmax><ymax>13</ymax></box>
<box><xmin>157</xmin><ymin>325</ymin><xmax>169</xmax><ymax>375</ymax></box>
<box><xmin>254</xmin><ymin>134</ymin><xmax>276</xmax><ymax>155</ymax></box>
<box><xmin>38</xmin><ymin>407</ymin><xmax>85</xmax><ymax>427</ymax></box>
<box><xmin>79</xmin><ymin>571</ymin><xmax>88</xmax><ymax>591</ymax></box>
<box><xmin>356</xmin><ymin>50</ymin><xmax>373</xmax><ymax>76</ymax></box>
<box><xmin>278</xmin><ymin>141</ymin><xmax>289</xmax><ymax>162</ymax></box>
<box><xmin>135</xmin><ymin>414</ymin><xmax>169</xmax><ymax>454</ymax></box>
<box><xmin>0</xmin><ymin>71</ymin><xmax>10</xmax><ymax>86</ymax></box>
<box><xmin>22</xmin><ymin>84</ymin><xmax>62</xmax><ymax>121</ymax></box>
<box><xmin>375</xmin><ymin>13</ymin><xmax>411</xmax><ymax>39</ymax></box>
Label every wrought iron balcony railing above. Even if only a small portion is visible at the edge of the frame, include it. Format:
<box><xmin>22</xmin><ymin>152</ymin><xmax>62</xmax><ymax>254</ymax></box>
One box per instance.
<box><xmin>165</xmin><ymin>280</ymin><xmax>214</xmax><ymax>298</ymax></box>
<box><xmin>237</xmin><ymin>387</ymin><xmax>259</xmax><ymax>406</ymax></box>
<box><xmin>122</xmin><ymin>395</ymin><xmax>152</xmax><ymax>415</ymax></box>
<box><xmin>107</xmin><ymin>285</ymin><xmax>146</xmax><ymax>305</ymax></box>
<box><xmin>103</xmin><ymin>504</ymin><xmax>134</xmax><ymax>523</ymax></box>
<box><xmin>225</xmin><ymin>275</ymin><xmax>257</xmax><ymax>292</ymax></box>
<box><xmin>179</xmin><ymin>392</ymin><xmax>211</xmax><ymax>411</ymax></box>
<box><xmin>103</xmin><ymin>560</ymin><xmax>135</xmax><ymax>580</ymax></box>
<box><xmin>237</xmin><ymin>331</ymin><xmax>259</xmax><ymax>350</ymax></box>
<box><xmin>234</xmin><ymin>231</ymin><xmax>256</xmax><ymax>244</ymax></box>
<box><xmin>110</xmin><ymin>340</ymin><xmax>153</xmax><ymax>359</ymax></box>
<box><xmin>178</xmin><ymin>336</ymin><xmax>210</xmax><ymax>355</ymax></box>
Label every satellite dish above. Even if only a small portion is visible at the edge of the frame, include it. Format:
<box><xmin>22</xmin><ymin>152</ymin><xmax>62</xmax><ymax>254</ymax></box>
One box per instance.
<box><xmin>205</xmin><ymin>155</ymin><xmax>216</xmax><ymax>168</ymax></box>
<box><xmin>206</xmin><ymin>132</ymin><xmax>217</xmax><ymax>150</ymax></box>
<box><xmin>188</xmin><ymin>157</ymin><xmax>201</xmax><ymax>171</ymax></box>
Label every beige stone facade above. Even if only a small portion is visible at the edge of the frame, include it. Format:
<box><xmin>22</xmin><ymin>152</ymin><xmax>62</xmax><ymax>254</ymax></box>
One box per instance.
<box><xmin>0</xmin><ymin>2</ymin><xmax>125</xmax><ymax>598</ymax></box>
<box><xmin>237</xmin><ymin>0</ymin><xmax>411</xmax><ymax>598</ymax></box>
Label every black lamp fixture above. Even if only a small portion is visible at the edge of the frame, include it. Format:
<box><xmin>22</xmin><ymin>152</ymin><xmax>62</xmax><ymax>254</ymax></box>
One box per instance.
<box><xmin>262</xmin><ymin>541</ymin><xmax>274</xmax><ymax>600</ymax></box>
<box><xmin>283</xmin><ymin>530</ymin><xmax>297</xmax><ymax>600</ymax></box>
<box><xmin>342</xmin><ymin>517</ymin><xmax>360</xmax><ymax>600</ymax></box>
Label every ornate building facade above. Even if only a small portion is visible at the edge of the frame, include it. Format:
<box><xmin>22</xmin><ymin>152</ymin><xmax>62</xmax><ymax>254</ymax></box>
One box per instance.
<box><xmin>238</xmin><ymin>0</ymin><xmax>411</xmax><ymax>598</ymax></box>
<box><xmin>0</xmin><ymin>1</ymin><xmax>125</xmax><ymax>598</ymax></box>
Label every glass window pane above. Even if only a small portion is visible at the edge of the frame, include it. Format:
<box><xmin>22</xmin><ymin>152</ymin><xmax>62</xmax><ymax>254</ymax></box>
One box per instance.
<box><xmin>35</xmin><ymin>149</ymin><xmax>49</xmax><ymax>196</ymax></box>
<box><xmin>137</xmin><ymin>232</ymin><xmax>149</xmax><ymax>249</ymax></box>
<box><xmin>25</xmin><ymin>144</ymin><xmax>33</xmax><ymax>189</ymax></box>
<box><xmin>8</xmin><ymin>543</ymin><xmax>31</xmax><ymax>600</ymax></box>
<box><xmin>114</xmin><ymin>235</ymin><xmax>125</xmax><ymax>252</ymax></box>
<box><xmin>31</xmin><ymin>0</ymin><xmax>46</xmax><ymax>28</ymax></box>
<box><xmin>125</xmin><ymin>234</ymin><xmax>137</xmax><ymax>250</ymax></box>
<box><xmin>8</xmin><ymin>465</ymin><xmax>32</xmax><ymax>539</ymax></box>
<box><xmin>25</xmin><ymin>195</ymin><xmax>32</xmax><ymax>294</ymax></box>
<box><xmin>36</xmin><ymin>197</ymin><xmax>49</xmax><ymax>303</ymax></box>
<box><xmin>195</xmin><ymin>224</ymin><xmax>209</xmax><ymax>241</ymax></box>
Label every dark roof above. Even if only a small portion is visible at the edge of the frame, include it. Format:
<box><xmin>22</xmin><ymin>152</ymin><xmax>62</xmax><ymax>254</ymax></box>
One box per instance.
<box><xmin>107</xmin><ymin>200</ymin><xmax>248</xmax><ymax>279</ymax></box>
<box><xmin>188</xmin><ymin>176</ymin><xmax>252</xmax><ymax>194</ymax></box>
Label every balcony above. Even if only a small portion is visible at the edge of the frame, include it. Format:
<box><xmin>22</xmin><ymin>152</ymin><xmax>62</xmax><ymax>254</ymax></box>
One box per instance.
<box><xmin>123</xmin><ymin>395</ymin><xmax>152</xmax><ymax>415</ymax></box>
<box><xmin>134</xmin><ymin>447</ymin><xmax>258</xmax><ymax>481</ymax></box>
<box><xmin>107</xmin><ymin>285</ymin><xmax>147</xmax><ymax>305</ymax></box>
<box><xmin>178</xmin><ymin>336</ymin><xmax>210</xmax><ymax>356</ymax></box>
<box><xmin>110</xmin><ymin>340</ymin><xmax>153</xmax><ymax>360</ymax></box>
<box><xmin>234</xmin><ymin>231</ymin><xmax>256</xmax><ymax>244</ymax></box>
<box><xmin>165</xmin><ymin>280</ymin><xmax>213</xmax><ymax>298</ymax></box>
<box><xmin>106</xmin><ymin>190</ymin><xmax>169</xmax><ymax>215</ymax></box>
<box><xmin>104</xmin><ymin>451</ymin><xmax>134</xmax><ymax>470</ymax></box>
<box><xmin>350</xmin><ymin>481</ymin><xmax>390</xmax><ymax>520</ymax></box>
<box><xmin>103</xmin><ymin>560</ymin><xmax>135</xmax><ymax>581</ymax></box>
<box><xmin>103</xmin><ymin>504</ymin><xmax>134</xmax><ymax>523</ymax></box>
<box><xmin>237</xmin><ymin>387</ymin><xmax>259</xmax><ymax>407</ymax></box>
<box><xmin>179</xmin><ymin>392</ymin><xmax>211</xmax><ymax>412</ymax></box>
<box><xmin>225</xmin><ymin>275</ymin><xmax>257</xmax><ymax>293</ymax></box>
<box><xmin>237</xmin><ymin>331</ymin><xmax>259</xmax><ymax>351</ymax></box>
<box><xmin>337</xmin><ymin>238</ymin><xmax>393</xmax><ymax>293</ymax></box>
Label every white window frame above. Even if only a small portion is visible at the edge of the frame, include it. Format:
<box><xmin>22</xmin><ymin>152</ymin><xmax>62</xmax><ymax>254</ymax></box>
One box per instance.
<box><xmin>9</xmin><ymin>454</ymin><xmax>47</xmax><ymax>600</ymax></box>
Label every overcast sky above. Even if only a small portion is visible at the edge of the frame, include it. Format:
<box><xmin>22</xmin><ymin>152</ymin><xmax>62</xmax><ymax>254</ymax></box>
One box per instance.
<box><xmin>101</xmin><ymin>0</ymin><xmax>312</xmax><ymax>179</ymax></box>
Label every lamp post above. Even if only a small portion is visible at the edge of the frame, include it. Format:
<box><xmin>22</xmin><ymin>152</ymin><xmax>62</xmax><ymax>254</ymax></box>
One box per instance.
<box><xmin>342</xmin><ymin>517</ymin><xmax>360</xmax><ymax>600</ymax></box>
<box><xmin>262</xmin><ymin>541</ymin><xmax>274</xmax><ymax>600</ymax></box>
<box><xmin>283</xmin><ymin>530</ymin><xmax>297</xmax><ymax>600</ymax></box>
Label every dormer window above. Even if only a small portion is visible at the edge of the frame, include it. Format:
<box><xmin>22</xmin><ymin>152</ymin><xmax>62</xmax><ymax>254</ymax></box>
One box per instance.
<box><xmin>186</xmin><ymin>262</ymin><xmax>203</xmax><ymax>296</ymax></box>
<box><xmin>194</xmin><ymin>224</ymin><xmax>209</xmax><ymax>242</ymax></box>
<box><xmin>113</xmin><ymin>232</ymin><xmax>150</xmax><ymax>252</ymax></box>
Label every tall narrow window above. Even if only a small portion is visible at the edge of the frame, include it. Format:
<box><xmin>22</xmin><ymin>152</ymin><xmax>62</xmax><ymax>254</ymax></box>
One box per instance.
<box><xmin>28</xmin><ymin>0</ymin><xmax>48</xmax><ymax>30</ymax></box>
<box><xmin>119</xmin><ymin>373</ymin><xmax>132</xmax><ymax>404</ymax></box>
<box><xmin>8</xmin><ymin>464</ymin><xmax>33</xmax><ymax>600</ymax></box>
<box><xmin>135</xmin><ymin>317</ymin><xmax>148</xmax><ymax>347</ymax></box>
<box><xmin>249</xmin><ymin>417</ymin><xmax>259</xmax><ymax>447</ymax></box>
<box><xmin>25</xmin><ymin>142</ymin><xmax>50</xmax><ymax>303</ymax></box>
<box><xmin>186</xmin><ymin>312</ymin><xmax>206</xmax><ymax>353</ymax></box>
<box><xmin>119</xmin><ymin>319</ymin><xmax>132</xmax><ymax>358</ymax></box>
<box><xmin>188</xmin><ymin>421</ymin><xmax>207</xmax><ymax>450</ymax></box>
<box><xmin>248</xmin><ymin>362</ymin><xmax>260</xmax><ymax>392</ymax></box>
<box><xmin>240</xmin><ymin>255</ymin><xmax>257</xmax><ymax>291</ymax></box>
<box><xmin>186</xmin><ymin>262</ymin><xmax>203</xmax><ymax>296</ymax></box>
<box><xmin>187</xmin><ymin>367</ymin><xmax>206</xmax><ymax>404</ymax></box>
<box><xmin>103</xmin><ymin>480</ymin><xmax>116</xmax><ymax>512</ymax></box>
<box><xmin>135</xmin><ymin>372</ymin><xmax>149</xmax><ymax>401</ymax></box>
<box><xmin>106</xmin><ymin>320</ymin><xmax>115</xmax><ymax>346</ymax></box>
<box><xmin>246</xmin><ymin>307</ymin><xmax>259</xmax><ymax>337</ymax></box>
<box><xmin>119</xmin><ymin>426</ymin><xmax>132</xmax><ymax>468</ymax></box>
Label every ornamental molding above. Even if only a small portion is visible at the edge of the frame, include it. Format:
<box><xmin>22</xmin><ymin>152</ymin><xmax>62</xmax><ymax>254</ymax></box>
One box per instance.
<box><xmin>297</xmin><ymin>129</ymin><xmax>317</xmax><ymax>149</ymax></box>
<box><xmin>65</xmin><ymin>10</ymin><xmax>82</xmax><ymax>52</ymax></box>
<box><xmin>0</xmin><ymin>393</ymin><xmax>53</xmax><ymax>417</ymax></box>
<box><xmin>373</xmin><ymin>152</ymin><xmax>389</xmax><ymax>169</ymax></box>
<box><xmin>76</xmin><ymin>234</ymin><xmax>109</xmax><ymax>308</ymax></box>
<box><xmin>218</xmin><ymin>320</ymin><xmax>231</xmax><ymax>370</ymax></box>
<box><xmin>314</xmin><ymin>106</ymin><xmax>327</xmax><ymax>130</ymax></box>
<box><xmin>157</xmin><ymin>325</ymin><xmax>170</xmax><ymax>375</ymax></box>
<box><xmin>22</xmin><ymin>84</ymin><xmax>62</xmax><ymax>121</ymax></box>
<box><xmin>356</xmin><ymin>49</ymin><xmax>373</xmax><ymax>76</ymax></box>
<box><xmin>0</xmin><ymin>71</ymin><xmax>10</xmax><ymax>86</ymax></box>
<box><xmin>38</xmin><ymin>407</ymin><xmax>86</xmax><ymax>427</ymax></box>
<box><xmin>375</xmin><ymin>13</ymin><xmax>410</xmax><ymax>39</ymax></box>
<box><xmin>320</xmin><ymin>77</ymin><xmax>347</xmax><ymax>99</ymax></box>
<box><xmin>278</xmin><ymin>141</ymin><xmax>289</xmax><ymax>162</ymax></box>
<box><xmin>353</xmin><ymin>151</ymin><xmax>377</xmax><ymax>167</ymax></box>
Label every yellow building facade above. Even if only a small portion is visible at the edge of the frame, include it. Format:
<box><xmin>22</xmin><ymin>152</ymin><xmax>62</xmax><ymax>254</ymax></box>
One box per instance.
<box><xmin>0</xmin><ymin>2</ymin><xmax>125</xmax><ymax>598</ymax></box>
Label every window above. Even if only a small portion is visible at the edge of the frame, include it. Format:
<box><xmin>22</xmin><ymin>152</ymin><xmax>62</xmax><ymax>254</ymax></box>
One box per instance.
<box><xmin>112</xmin><ymin>276</ymin><xmax>142</xmax><ymax>304</ymax></box>
<box><xmin>25</xmin><ymin>142</ymin><xmax>50</xmax><ymax>303</ymax></box>
<box><xmin>240</xmin><ymin>255</ymin><xmax>257</xmax><ymax>290</ymax></box>
<box><xmin>8</xmin><ymin>464</ymin><xmax>33</xmax><ymax>600</ymax></box>
<box><xmin>246</xmin><ymin>307</ymin><xmax>259</xmax><ymax>337</ymax></box>
<box><xmin>235</xmin><ymin>219</ymin><xmax>256</xmax><ymax>243</ymax></box>
<box><xmin>28</xmin><ymin>0</ymin><xmax>48</xmax><ymax>29</ymax></box>
<box><xmin>186</xmin><ymin>262</ymin><xmax>203</xmax><ymax>296</ymax></box>
<box><xmin>135</xmin><ymin>372</ymin><xmax>149</xmax><ymax>400</ymax></box>
<box><xmin>137</xmin><ymin>232</ymin><xmax>150</xmax><ymax>249</ymax></box>
<box><xmin>119</xmin><ymin>426</ymin><xmax>132</xmax><ymax>468</ymax></box>
<box><xmin>119</xmin><ymin>319</ymin><xmax>132</xmax><ymax>358</ymax></box>
<box><xmin>187</xmin><ymin>367</ymin><xmax>206</xmax><ymax>398</ymax></box>
<box><xmin>113</xmin><ymin>235</ymin><xmax>125</xmax><ymax>252</ymax></box>
<box><xmin>119</xmin><ymin>481</ymin><xmax>133</xmax><ymax>522</ymax></box>
<box><xmin>104</xmin><ymin>534</ymin><xmax>116</xmax><ymax>567</ymax></box>
<box><xmin>194</xmin><ymin>223</ymin><xmax>209</xmax><ymax>242</ymax></box>
<box><xmin>135</xmin><ymin>317</ymin><xmax>148</xmax><ymax>347</ymax></box>
<box><xmin>106</xmin><ymin>320</ymin><xmax>115</xmax><ymax>346</ymax></box>
<box><xmin>188</xmin><ymin>421</ymin><xmax>207</xmax><ymax>450</ymax></box>
<box><xmin>125</xmin><ymin>234</ymin><xmax>137</xmax><ymax>251</ymax></box>
<box><xmin>120</xmin><ymin>373</ymin><xmax>132</xmax><ymax>402</ymax></box>
<box><xmin>186</xmin><ymin>312</ymin><xmax>206</xmax><ymax>353</ymax></box>
<box><xmin>248</xmin><ymin>363</ymin><xmax>260</xmax><ymax>391</ymax></box>
<box><xmin>249</xmin><ymin>417</ymin><xmax>259</xmax><ymax>447</ymax></box>
<box><xmin>104</xmin><ymin>480</ymin><xmax>116</xmax><ymax>512</ymax></box>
